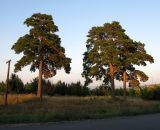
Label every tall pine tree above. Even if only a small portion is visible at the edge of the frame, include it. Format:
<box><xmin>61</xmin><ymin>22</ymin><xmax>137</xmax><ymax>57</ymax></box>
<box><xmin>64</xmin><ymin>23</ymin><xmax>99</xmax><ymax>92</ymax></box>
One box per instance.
<box><xmin>117</xmin><ymin>41</ymin><xmax>154</xmax><ymax>98</ymax></box>
<box><xmin>12</xmin><ymin>13</ymin><xmax>71</xmax><ymax>100</ymax></box>
<box><xmin>82</xmin><ymin>22</ymin><xmax>127</xmax><ymax>98</ymax></box>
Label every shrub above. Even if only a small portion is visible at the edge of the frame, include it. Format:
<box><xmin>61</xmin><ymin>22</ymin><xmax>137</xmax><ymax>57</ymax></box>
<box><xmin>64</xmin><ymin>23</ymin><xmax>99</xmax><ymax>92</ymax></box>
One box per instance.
<box><xmin>0</xmin><ymin>82</ymin><xmax>6</xmax><ymax>93</ymax></box>
<box><xmin>140</xmin><ymin>85</ymin><xmax>160</xmax><ymax>100</ymax></box>
<box><xmin>91</xmin><ymin>85</ymin><xmax>110</xmax><ymax>96</ymax></box>
<box><xmin>8</xmin><ymin>74</ymin><xmax>24</xmax><ymax>93</ymax></box>
<box><xmin>115</xmin><ymin>88</ymin><xmax>123</xmax><ymax>96</ymax></box>
<box><xmin>127</xmin><ymin>89</ymin><xmax>136</xmax><ymax>97</ymax></box>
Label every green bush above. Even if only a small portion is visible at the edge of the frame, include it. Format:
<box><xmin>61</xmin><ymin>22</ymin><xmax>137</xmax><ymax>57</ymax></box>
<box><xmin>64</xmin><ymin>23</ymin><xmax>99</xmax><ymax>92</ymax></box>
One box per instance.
<box><xmin>140</xmin><ymin>85</ymin><xmax>160</xmax><ymax>100</ymax></box>
<box><xmin>127</xmin><ymin>89</ymin><xmax>136</xmax><ymax>97</ymax></box>
<box><xmin>91</xmin><ymin>85</ymin><xmax>110</xmax><ymax>96</ymax></box>
<box><xmin>0</xmin><ymin>82</ymin><xmax>6</xmax><ymax>93</ymax></box>
<box><xmin>115</xmin><ymin>88</ymin><xmax>123</xmax><ymax>96</ymax></box>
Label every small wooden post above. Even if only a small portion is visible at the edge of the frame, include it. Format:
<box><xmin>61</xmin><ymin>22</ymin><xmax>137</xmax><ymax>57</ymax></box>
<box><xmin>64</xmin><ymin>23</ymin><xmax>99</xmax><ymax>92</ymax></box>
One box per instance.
<box><xmin>5</xmin><ymin>59</ymin><xmax>11</xmax><ymax>106</ymax></box>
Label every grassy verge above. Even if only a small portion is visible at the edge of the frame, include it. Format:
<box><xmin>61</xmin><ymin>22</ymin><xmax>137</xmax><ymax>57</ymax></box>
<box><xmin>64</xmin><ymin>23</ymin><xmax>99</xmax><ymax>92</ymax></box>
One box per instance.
<box><xmin>0</xmin><ymin>94</ymin><xmax>160</xmax><ymax>124</ymax></box>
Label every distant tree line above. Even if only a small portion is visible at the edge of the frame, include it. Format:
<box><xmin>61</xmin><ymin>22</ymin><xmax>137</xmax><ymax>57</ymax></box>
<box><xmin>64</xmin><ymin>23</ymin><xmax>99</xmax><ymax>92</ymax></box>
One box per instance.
<box><xmin>0</xmin><ymin>74</ymin><xmax>90</xmax><ymax>96</ymax></box>
<box><xmin>1</xmin><ymin>73</ymin><xmax>160</xmax><ymax>100</ymax></box>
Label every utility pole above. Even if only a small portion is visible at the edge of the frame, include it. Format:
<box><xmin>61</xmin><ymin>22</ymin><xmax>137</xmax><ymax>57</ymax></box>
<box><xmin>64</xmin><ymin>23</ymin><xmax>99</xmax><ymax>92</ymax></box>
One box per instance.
<box><xmin>5</xmin><ymin>59</ymin><xmax>11</xmax><ymax>106</ymax></box>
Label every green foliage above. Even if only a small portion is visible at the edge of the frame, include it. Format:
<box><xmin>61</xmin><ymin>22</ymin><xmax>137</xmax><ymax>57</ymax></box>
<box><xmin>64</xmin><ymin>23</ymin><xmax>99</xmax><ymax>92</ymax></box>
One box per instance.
<box><xmin>91</xmin><ymin>85</ymin><xmax>111</xmax><ymax>96</ymax></box>
<box><xmin>46</xmin><ymin>81</ymin><xmax>91</xmax><ymax>96</ymax></box>
<box><xmin>115</xmin><ymin>33</ymin><xmax>154</xmax><ymax>95</ymax></box>
<box><xmin>23</xmin><ymin>79</ymin><xmax>91</xmax><ymax>96</ymax></box>
<box><xmin>127</xmin><ymin>89</ymin><xmax>136</xmax><ymax>97</ymax></box>
<box><xmin>24</xmin><ymin>83</ymin><xmax>34</xmax><ymax>93</ymax></box>
<box><xmin>115</xmin><ymin>88</ymin><xmax>124</xmax><ymax>96</ymax></box>
<box><xmin>82</xmin><ymin>21</ymin><xmax>154</xmax><ymax>99</ymax></box>
<box><xmin>0</xmin><ymin>82</ymin><xmax>6</xmax><ymax>93</ymax></box>
<box><xmin>2</xmin><ymin>74</ymin><xmax>160</xmax><ymax>100</ymax></box>
<box><xmin>140</xmin><ymin>85</ymin><xmax>160</xmax><ymax>100</ymax></box>
<box><xmin>24</xmin><ymin>78</ymin><xmax>38</xmax><ymax>94</ymax></box>
<box><xmin>24</xmin><ymin>78</ymin><xmax>52</xmax><ymax>94</ymax></box>
<box><xmin>12</xmin><ymin>13</ymin><xmax>71</xmax><ymax>78</ymax></box>
<box><xmin>83</xmin><ymin>21</ymin><xmax>127</xmax><ymax>86</ymax></box>
<box><xmin>125</xmin><ymin>88</ymin><xmax>141</xmax><ymax>97</ymax></box>
<box><xmin>112</xmin><ymin>86</ymin><xmax>160</xmax><ymax>100</ymax></box>
<box><xmin>8</xmin><ymin>74</ymin><xmax>24</xmax><ymax>93</ymax></box>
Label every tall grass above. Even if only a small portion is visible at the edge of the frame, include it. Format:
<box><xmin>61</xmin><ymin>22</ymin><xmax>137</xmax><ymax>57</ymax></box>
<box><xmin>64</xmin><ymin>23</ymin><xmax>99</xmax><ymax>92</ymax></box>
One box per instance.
<box><xmin>0</xmin><ymin>94</ymin><xmax>37</xmax><ymax>106</ymax></box>
<box><xmin>0</xmin><ymin>94</ymin><xmax>160</xmax><ymax>124</ymax></box>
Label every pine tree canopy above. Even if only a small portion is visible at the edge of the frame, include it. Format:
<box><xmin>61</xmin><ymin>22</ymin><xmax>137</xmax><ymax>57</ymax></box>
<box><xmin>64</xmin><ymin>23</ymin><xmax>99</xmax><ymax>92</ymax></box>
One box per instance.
<box><xmin>82</xmin><ymin>21</ymin><xmax>154</xmax><ymax>87</ymax></box>
<box><xmin>82</xmin><ymin>21</ymin><xmax>129</xmax><ymax>86</ymax></box>
<box><xmin>12</xmin><ymin>13</ymin><xmax>71</xmax><ymax>78</ymax></box>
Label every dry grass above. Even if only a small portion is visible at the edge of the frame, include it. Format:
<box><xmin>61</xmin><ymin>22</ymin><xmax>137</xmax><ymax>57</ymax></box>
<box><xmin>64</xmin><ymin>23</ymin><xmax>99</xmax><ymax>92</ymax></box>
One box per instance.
<box><xmin>0</xmin><ymin>94</ymin><xmax>37</xmax><ymax>105</ymax></box>
<box><xmin>0</xmin><ymin>94</ymin><xmax>160</xmax><ymax>124</ymax></box>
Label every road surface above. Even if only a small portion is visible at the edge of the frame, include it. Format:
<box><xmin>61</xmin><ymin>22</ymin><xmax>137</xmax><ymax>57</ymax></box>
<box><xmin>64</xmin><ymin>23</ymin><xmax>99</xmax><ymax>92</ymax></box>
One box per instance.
<box><xmin>0</xmin><ymin>114</ymin><xmax>160</xmax><ymax>130</ymax></box>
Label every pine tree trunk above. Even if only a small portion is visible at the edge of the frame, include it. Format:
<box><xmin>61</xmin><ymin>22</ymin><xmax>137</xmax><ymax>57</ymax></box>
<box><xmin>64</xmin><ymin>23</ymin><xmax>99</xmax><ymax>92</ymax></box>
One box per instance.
<box><xmin>37</xmin><ymin>60</ymin><xmax>43</xmax><ymax>101</ymax></box>
<box><xmin>109</xmin><ymin>63</ymin><xmax>115</xmax><ymax>98</ymax></box>
<box><xmin>123</xmin><ymin>71</ymin><xmax>127</xmax><ymax>98</ymax></box>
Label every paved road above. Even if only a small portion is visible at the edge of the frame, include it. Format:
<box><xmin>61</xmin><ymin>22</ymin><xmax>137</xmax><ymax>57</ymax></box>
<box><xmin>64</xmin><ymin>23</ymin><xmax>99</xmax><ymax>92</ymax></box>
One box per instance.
<box><xmin>1</xmin><ymin>114</ymin><xmax>160</xmax><ymax>130</ymax></box>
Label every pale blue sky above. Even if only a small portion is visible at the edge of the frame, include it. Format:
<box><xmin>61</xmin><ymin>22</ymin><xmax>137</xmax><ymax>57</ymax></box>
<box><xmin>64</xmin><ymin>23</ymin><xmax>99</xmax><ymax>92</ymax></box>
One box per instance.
<box><xmin>0</xmin><ymin>0</ymin><xmax>160</xmax><ymax>87</ymax></box>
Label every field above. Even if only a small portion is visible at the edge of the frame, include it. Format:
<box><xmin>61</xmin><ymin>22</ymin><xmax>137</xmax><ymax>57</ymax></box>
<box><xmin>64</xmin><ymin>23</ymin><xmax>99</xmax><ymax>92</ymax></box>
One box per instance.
<box><xmin>0</xmin><ymin>94</ymin><xmax>160</xmax><ymax>124</ymax></box>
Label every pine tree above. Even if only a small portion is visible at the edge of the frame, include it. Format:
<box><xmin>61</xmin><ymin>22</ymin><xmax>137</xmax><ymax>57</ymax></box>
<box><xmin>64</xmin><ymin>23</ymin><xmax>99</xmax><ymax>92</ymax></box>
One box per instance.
<box><xmin>12</xmin><ymin>13</ymin><xmax>71</xmax><ymax>100</ymax></box>
<box><xmin>82</xmin><ymin>21</ymin><xmax>154</xmax><ymax>98</ymax></box>
<box><xmin>117</xmin><ymin>41</ymin><xmax>154</xmax><ymax>98</ymax></box>
<box><xmin>82</xmin><ymin>21</ymin><xmax>127</xmax><ymax>98</ymax></box>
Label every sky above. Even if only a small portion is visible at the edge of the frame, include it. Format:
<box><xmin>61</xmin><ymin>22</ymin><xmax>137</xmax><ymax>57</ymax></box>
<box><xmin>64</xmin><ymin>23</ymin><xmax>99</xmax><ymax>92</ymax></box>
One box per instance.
<box><xmin>0</xmin><ymin>0</ymin><xmax>160</xmax><ymax>88</ymax></box>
